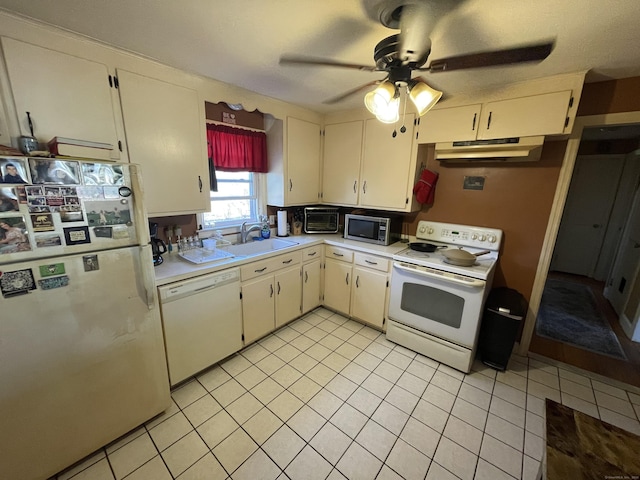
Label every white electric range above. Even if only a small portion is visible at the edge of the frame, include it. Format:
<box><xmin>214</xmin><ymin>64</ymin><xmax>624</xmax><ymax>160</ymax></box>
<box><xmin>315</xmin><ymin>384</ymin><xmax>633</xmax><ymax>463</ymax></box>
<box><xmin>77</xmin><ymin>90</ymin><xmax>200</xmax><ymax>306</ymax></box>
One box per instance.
<box><xmin>387</xmin><ymin>221</ymin><xmax>503</xmax><ymax>373</ymax></box>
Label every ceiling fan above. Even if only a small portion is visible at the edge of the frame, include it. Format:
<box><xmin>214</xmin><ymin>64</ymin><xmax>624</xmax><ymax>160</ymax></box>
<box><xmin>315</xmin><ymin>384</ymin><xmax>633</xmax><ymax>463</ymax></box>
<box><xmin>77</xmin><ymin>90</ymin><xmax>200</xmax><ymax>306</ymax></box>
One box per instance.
<box><xmin>280</xmin><ymin>1</ymin><xmax>554</xmax><ymax>124</ymax></box>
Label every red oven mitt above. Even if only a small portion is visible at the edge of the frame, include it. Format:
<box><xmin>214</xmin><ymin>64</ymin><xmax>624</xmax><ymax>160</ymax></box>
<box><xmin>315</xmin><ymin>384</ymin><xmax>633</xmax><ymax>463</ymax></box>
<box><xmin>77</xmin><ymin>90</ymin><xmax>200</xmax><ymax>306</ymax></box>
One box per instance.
<box><xmin>413</xmin><ymin>169</ymin><xmax>439</xmax><ymax>204</ymax></box>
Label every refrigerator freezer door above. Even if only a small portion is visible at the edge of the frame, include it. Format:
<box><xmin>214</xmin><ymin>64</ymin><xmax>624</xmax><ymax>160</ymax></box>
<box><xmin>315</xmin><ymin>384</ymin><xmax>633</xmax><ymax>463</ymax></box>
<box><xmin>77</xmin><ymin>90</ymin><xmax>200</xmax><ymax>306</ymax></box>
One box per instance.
<box><xmin>0</xmin><ymin>244</ymin><xmax>169</xmax><ymax>480</ymax></box>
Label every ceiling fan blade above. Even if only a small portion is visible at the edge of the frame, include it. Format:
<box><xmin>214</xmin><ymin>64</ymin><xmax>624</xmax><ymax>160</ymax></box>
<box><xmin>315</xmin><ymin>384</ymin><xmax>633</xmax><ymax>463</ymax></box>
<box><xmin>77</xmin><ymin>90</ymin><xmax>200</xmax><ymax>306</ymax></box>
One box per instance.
<box><xmin>280</xmin><ymin>55</ymin><xmax>378</xmax><ymax>72</ymax></box>
<box><xmin>323</xmin><ymin>79</ymin><xmax>386</xmax><ymax>104</ymax></box>
<box><xmin>423</xmin><ymin>41</ymin><xmax>555</xmax><ymax>72</ymax></box>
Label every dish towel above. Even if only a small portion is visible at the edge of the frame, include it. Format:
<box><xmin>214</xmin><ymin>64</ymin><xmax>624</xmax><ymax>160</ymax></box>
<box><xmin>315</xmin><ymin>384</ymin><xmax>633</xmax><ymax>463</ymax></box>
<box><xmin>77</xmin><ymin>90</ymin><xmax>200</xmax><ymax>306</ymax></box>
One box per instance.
<box><xmin>413</xmin><ymin>169</ymin><xmax>439</xmax><ymax>204</ymax></box>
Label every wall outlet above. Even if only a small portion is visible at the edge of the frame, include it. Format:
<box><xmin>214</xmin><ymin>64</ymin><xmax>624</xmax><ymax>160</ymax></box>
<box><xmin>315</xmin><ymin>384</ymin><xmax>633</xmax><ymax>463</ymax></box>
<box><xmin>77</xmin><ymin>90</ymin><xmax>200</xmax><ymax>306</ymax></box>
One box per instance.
<box><xmin>269</xmin><ymin>215</ymin><xmax>276</xmax><ymax>226</ymax></box>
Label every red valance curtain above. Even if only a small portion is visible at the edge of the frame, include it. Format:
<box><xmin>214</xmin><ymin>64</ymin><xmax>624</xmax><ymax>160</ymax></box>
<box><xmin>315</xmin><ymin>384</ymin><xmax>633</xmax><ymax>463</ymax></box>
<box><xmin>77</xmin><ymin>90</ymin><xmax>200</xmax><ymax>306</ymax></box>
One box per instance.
<box><xmin>206</xmin><ymin>123</ymin><xmax>268</xmax><ymax>173</ymax></box>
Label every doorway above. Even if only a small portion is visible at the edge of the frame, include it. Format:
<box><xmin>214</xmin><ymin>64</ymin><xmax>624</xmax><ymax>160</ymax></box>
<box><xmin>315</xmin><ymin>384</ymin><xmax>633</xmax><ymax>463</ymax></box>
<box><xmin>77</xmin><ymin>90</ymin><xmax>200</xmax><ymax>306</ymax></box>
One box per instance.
<box><xmin>521</xmin><ymin>113</ymin><xmax>640</xmax><ymax>387</ymax></box>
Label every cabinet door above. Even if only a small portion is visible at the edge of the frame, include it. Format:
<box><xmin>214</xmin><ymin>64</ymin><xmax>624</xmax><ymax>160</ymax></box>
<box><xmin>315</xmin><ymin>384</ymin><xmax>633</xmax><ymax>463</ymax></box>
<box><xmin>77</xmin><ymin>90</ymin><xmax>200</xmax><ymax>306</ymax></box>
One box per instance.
<box><xmin>360</xmin><ymin>115</ymin><xmax>415</xmax><ymax>210</ymax></box>
<box><xmin>477</xmin><ymin>91</ymin><xmax>572</xmax><ymax>139</ymax></box>
<box><xmin>323</xmin><ymin>259</ymin><xmax>352</xmax><ymax>315</ymax></box>
<box><xmin>322</xmin><ymin>121</ymin><xmax>363</xmax><ymax>205</ymax></box>
<box><xmin>241</xmin><ymin>276</ymin><xmax>275</xmax><ymax>345</ymax></box>
<box><xmin>302</xmin><ymin>260</ymin><xmax>322</xmax><ymax>314</ymax></box>
<box><xmin>351</xmin><ymin>267</ymin><xmax>388</xmax><ymax>329</ymax></box>
<box><xmin>287</xmin><ymin>117</ymin><xmax>321</xmax><ymax>204</ymax></box>
<box><xmin>2</xmin><ymin>37</ymin><xmax>120</xmax><ymax>157</ymax></box>
<box><xmin>418</xmin><ymin>104</ymin><xmax>482</xmax><ymax>143</ymax></box>
<box><xmin>275</xmin><ymin>266</ymin><xmax>302</xmax><ymax>328</ymax></box>
<box><xmin>117</xmin><ymin>69</ymin><xmax>208</xmax><ymax>215</ymax></box>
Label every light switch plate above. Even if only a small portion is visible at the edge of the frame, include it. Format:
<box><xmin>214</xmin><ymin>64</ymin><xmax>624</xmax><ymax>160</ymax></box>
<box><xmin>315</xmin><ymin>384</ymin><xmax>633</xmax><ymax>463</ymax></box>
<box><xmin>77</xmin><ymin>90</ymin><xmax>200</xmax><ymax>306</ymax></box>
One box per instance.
<box><xmin>464</xmin><ymin>176</ymin><xmax>485</xmax><ymax>190</ymax></box>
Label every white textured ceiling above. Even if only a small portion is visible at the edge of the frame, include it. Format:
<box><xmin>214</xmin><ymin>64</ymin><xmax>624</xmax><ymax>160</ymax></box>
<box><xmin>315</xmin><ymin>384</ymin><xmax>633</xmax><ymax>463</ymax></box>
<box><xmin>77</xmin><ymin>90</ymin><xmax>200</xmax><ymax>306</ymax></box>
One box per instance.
<box><xmin>1</xmin><ymin>0</ymin><xmax>640</xmax><ymax>113</ymax></box>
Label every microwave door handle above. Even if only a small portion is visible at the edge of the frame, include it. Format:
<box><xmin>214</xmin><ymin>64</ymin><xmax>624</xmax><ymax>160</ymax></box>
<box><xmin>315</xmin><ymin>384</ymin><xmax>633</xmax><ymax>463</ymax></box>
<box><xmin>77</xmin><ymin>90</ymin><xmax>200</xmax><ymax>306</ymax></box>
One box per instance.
<box><xmin>393</xmin><ymin>262</ymin><xmax>485</xmax><ymax>288</ymax></box>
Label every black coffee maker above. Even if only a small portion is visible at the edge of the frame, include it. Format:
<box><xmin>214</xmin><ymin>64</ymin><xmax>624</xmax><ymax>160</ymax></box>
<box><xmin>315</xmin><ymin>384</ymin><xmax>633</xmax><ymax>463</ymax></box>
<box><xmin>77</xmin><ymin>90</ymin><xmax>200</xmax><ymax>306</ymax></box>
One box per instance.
<box><xmin>149</xmin><ymin>222</ymin><xmax>167</xmax><ymax>266</ymax></box>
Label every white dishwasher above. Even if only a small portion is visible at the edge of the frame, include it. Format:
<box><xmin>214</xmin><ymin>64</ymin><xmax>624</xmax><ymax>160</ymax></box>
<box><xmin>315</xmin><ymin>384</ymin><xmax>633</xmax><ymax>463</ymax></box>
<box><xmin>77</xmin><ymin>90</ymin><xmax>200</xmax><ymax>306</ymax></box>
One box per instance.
<box><xmin>159</xmin><ymin>268</ymin><xmax>242</xmax><ymax>386</ymax></box>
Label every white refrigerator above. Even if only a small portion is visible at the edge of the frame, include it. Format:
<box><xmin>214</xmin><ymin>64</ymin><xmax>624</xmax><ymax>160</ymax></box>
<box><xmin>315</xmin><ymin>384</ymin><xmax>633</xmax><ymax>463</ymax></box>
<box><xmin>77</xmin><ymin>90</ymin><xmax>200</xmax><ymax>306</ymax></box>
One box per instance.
<box><xmin>0</xmin><ymin>157</ymin><xmax>170</xmax><ymax>480</ymax></box>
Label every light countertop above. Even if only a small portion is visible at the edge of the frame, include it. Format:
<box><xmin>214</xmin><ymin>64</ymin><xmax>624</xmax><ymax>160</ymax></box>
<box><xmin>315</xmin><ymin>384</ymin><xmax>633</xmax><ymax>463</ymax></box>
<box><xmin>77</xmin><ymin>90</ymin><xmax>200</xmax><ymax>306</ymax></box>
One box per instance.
<box><xmin>154</xmin><ymin>234</ymin><xmax>411</xmax><ymax>286</ymax></box>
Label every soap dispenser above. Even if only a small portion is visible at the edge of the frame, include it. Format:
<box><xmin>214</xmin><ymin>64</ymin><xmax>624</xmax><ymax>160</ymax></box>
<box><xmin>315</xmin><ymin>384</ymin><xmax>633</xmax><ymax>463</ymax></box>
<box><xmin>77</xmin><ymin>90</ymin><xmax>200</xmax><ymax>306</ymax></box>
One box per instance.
<box><xmin>261</xmin><ymin>215</ymin><xmax>271</xmax><ymax>239</ymax></box>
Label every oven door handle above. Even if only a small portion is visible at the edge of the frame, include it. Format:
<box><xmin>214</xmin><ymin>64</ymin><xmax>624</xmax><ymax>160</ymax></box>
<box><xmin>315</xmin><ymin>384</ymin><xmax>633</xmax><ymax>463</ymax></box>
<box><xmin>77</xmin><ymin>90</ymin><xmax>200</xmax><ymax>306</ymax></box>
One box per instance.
<box><xmin>393</xmin><ymin>262</ymin><xmax>485</xmax><ymax>288</ymax></box>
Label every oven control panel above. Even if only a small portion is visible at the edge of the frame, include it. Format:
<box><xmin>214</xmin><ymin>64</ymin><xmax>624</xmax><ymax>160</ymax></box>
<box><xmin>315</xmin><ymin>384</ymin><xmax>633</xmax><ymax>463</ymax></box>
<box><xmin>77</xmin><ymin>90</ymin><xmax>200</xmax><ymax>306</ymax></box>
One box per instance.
<box><xmin>416</xmin><ymin>221</ymin><xmax>503</xmax><ymax>250</ymax></box>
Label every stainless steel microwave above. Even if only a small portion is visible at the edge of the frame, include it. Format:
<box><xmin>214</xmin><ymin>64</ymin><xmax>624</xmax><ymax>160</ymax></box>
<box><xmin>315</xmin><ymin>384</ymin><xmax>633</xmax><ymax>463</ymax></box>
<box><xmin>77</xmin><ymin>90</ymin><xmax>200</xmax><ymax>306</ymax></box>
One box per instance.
<box><xmin>344</xmin><ymin>214</ymin><xmax>401</xmax><ymax>245</ymax></box>
<box><xmin>304</xmin><ymin>207</ymin><xmax>339</xmax><ymax>233</ymax></box>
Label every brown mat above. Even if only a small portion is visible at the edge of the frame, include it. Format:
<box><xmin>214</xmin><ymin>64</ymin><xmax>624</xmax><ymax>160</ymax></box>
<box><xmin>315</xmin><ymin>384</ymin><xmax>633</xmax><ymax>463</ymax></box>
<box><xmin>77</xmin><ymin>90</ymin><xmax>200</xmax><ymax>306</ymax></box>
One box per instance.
<box><xmin>546</xmin><ymin>399</ymin><xmax>640</xmax><ymax>479</ymax></box>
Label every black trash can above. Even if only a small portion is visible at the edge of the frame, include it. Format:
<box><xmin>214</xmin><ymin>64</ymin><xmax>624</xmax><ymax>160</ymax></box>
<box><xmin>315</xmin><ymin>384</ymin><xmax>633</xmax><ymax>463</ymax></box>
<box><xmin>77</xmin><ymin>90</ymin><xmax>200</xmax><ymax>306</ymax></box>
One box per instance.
<box><xmin>478</xmin><ymin>287</ymin><xmax>528</xmax><ymax>371</ymax></box>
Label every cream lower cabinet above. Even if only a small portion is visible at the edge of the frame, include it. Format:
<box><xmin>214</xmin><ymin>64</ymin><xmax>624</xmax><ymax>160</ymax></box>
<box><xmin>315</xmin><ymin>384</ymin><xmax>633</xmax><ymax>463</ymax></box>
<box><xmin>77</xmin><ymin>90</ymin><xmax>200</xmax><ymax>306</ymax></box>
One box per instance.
<box><xmin>301</xmin><ymin>245</ymin><xmax>322</xmax><ymax>314</ymax></box>
<box><xmin>323</xmin><ymin>246</ymin><xmax>389</xmax><ymax>329</ymax></box>
<box><xmin>240</xmin><ymin>251</ymin><xmax>302</xmax><ymax>345</ymax></box>
<box><xmin>350</xmin><ymin>253</ymin><xmax>390</xmax><ymax>330</ymax></box>
<box><xmin>323</xmin><ymin>246</ymin><xmax>354</xmax><ymax>316</ymax></box>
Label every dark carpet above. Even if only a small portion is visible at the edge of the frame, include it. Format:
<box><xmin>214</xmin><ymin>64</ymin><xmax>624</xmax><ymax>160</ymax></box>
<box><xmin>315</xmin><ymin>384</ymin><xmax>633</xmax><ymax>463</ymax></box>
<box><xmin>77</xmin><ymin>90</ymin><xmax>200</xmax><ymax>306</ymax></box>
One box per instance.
<box><xmin>536</xmin><ymin>279</ymin><xmax>626</xmax><ymax>360</ymax></box>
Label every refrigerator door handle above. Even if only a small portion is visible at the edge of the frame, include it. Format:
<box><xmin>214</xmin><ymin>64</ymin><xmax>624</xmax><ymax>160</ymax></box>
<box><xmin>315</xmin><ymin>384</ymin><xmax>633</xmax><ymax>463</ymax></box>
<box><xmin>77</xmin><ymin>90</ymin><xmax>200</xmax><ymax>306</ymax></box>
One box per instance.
<box><xmin>140</xmin><ymin>245</ymin><xmax>156</xmax><ymax>309</ymax></box>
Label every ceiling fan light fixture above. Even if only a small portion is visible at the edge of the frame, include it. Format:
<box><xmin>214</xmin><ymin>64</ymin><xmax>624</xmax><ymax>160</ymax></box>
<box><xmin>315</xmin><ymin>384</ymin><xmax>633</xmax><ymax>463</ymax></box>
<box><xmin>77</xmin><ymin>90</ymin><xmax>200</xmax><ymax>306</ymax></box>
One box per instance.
<box><xmin>408</xmin><ymin>80</ymin><xmax>442</xmax><ymax>116</ymax></box>
<box><xmin>364</xmin><ymin>81</ymin><xmax>397</xmax><ymax>116</ymax></box>
<box><xmin>375</xmin><ymin>96</ymin><xmax>401</xmax><ymax>123</ymax></box>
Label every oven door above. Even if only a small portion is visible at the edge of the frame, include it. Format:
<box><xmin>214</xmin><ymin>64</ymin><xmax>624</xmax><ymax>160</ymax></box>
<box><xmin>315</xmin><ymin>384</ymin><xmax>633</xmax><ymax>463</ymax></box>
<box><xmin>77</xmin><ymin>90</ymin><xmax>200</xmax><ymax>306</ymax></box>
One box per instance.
<box><xmin>388</xmin><ymin>261</ymin><xmax>487</xmax><ymax>348</ymax></box>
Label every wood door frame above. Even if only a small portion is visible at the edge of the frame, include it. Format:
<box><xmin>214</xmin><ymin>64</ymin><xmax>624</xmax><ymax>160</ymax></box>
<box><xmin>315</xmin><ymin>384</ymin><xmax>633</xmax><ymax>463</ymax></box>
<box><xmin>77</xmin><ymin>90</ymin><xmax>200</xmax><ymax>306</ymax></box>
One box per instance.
<box><xmin>519</xmin><ymin>111</ymin><xmax>640</xmax><ymax>354</ymax></box>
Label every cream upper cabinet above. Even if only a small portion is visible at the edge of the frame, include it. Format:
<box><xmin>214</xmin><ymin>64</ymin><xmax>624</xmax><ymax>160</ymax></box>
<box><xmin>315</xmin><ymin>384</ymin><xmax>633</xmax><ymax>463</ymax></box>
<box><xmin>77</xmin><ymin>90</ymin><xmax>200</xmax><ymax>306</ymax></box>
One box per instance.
<box><xmin>418</xmin><ymin>104</ymin><xmax>482</xmax><ymax>144</ymax></box>
<box><xmin>360</xmin><ymin>115</ymin><xmax>416</xmax><ymax>210</ymax></box>
<box><xmin>116</xmin><ymin>69</ymin><xmax>208</xmax><ymax>216</ymax></box>
<box><xmin>322</xmin><ymin>121</ymin><xmax>363</xmax><ymax>206</ymax></box>
<box><xmin>476</xmin><ymin>90</ymin><xmax>572</xmax><ymax>139</ymax></box>
<box><xmin>2</xmin><ymin>37</ymin><xmax>121</xmax><ymax>158</ymax></box>
<box><xmin>287</xmin><ymin>117</ymin><xmax>321</xmax><ymax>204</ymax></box>
<box><xmin>418</xmin><ymin>91</ymin><xmax>573</xmax><ymax>143</ymax></box>
<box><xmin>267</xmin><ymin>116</ymin><xmax>321</xmax><ymax>206</ymax></box>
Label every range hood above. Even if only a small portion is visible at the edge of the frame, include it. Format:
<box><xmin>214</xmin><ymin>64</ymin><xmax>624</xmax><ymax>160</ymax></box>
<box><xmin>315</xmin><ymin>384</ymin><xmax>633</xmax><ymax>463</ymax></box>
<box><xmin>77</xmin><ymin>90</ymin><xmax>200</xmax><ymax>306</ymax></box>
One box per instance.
<box><xmin>435</xmin><ymin>136</ymin><xmax>545</xmax><ymax>163</ymax></box>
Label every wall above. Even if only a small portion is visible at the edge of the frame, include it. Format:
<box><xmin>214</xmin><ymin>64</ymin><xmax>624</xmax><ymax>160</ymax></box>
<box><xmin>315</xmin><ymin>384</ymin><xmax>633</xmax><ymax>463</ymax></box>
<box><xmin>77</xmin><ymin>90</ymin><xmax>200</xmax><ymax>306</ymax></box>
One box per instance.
<box><xmin>408</xmin><ymin>142</ymin><xmax>566</xmax><ymax>302</ymax></box>
<box><xmin>577</xmin><ymin>77</ymin><xmax>640</xmax><ymax>116</ymax></box>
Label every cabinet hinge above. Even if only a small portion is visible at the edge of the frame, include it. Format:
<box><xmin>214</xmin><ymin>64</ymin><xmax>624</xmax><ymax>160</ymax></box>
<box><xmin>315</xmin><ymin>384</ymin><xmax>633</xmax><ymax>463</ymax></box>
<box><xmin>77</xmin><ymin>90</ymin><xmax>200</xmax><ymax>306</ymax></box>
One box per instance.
<box><xmin>118</xmin><ymin>140</ymin><xmax>123</xmax><ymax>152</ymax></box>
<box><xmin>569</xmin><ymin>96</ymin><xmax>574</xmax><ymax>108</ymax></box>
<box><xmin>564</xmin><ymin>117</ymin><xmax>570</xmax><ymax>128</ymax></box>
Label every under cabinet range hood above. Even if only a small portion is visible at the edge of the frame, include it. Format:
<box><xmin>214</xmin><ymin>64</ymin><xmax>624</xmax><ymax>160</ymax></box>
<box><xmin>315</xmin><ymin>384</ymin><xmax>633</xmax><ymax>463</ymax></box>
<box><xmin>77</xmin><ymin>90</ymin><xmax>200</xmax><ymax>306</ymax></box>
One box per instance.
<box><xmin>435</xmin><ymin>136</ymin><xmax>545</xmax><ymax>163</ymax></box>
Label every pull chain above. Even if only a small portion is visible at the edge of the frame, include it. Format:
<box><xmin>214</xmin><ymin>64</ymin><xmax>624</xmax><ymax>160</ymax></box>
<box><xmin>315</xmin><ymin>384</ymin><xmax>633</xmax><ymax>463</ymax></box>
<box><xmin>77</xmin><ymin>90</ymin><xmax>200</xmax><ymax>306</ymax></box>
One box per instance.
<box><xmin>400</xmin><ymin>87</ymin><xmax>408</xmax><ymax>134</ymax></box>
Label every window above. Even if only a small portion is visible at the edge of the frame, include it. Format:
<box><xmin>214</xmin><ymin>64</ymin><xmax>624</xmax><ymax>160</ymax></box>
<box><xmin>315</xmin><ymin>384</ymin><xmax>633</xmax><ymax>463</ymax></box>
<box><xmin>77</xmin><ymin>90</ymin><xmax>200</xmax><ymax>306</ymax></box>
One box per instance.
<box><xmin>201</xmin><ymin>171</ymin><xmax>260</xmax><ymax>229</ymax></box>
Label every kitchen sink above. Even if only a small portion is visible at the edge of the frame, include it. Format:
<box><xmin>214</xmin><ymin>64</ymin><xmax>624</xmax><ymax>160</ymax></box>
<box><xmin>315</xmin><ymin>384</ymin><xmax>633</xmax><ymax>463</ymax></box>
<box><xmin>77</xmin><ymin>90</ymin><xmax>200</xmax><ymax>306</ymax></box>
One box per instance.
<box><xmin>220</xmin><ymin>237</ymin><xmax>299</xmax><ymax>256</ymax></box>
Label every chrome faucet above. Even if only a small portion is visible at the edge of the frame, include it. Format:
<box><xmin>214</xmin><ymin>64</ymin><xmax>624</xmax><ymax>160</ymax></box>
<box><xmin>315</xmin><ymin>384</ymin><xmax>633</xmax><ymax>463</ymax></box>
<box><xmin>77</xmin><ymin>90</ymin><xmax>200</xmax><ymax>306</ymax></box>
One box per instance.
<box><xmin>240</xmin><ymin>221</ymin><xmax>262</xmax><ymax>243</ymax></box>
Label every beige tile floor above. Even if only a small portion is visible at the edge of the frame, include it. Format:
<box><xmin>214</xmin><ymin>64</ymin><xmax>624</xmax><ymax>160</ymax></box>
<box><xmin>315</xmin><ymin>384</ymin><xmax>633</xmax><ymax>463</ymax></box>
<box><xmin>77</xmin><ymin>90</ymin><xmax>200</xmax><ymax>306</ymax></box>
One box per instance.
<box><xmin>54</xmin><ymin>308</ymin><xmax>640</xmax><ymax>480</ymax></box>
